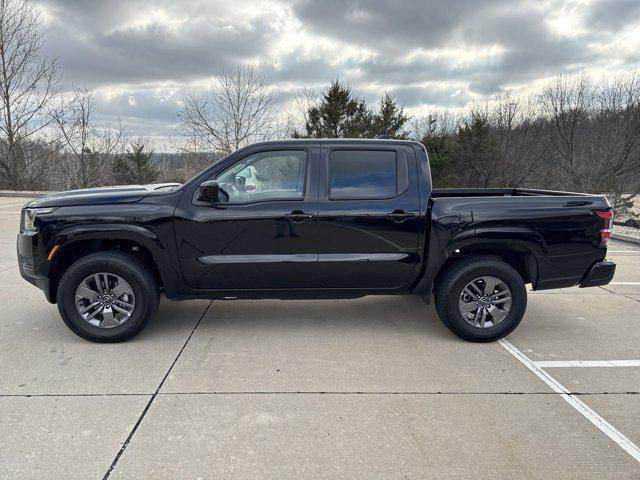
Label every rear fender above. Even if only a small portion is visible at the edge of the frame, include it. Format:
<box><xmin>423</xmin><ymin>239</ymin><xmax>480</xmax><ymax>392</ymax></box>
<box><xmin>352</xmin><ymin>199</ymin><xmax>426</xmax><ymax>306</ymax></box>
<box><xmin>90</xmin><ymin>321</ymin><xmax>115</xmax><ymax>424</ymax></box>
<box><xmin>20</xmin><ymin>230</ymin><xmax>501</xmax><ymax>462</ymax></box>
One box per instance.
<box><xmin>413</xmin><ymin>225</ymin><xmax>545</xmax><ymax>297</ymax></box>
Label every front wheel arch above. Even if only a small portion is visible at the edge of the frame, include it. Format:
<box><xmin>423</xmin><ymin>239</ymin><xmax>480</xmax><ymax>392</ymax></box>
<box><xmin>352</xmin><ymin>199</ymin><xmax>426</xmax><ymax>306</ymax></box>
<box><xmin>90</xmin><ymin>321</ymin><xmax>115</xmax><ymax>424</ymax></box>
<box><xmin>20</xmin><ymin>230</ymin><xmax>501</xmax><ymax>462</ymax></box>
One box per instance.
<box><xmin>56</xmin><ymin>251</ymin><xmax>160</xmax><ymax>342</ymax></box>
<box><xmin>48</xmin><ymin>238</ymin><xmax>164</xmax><ymax>303</ymax></box>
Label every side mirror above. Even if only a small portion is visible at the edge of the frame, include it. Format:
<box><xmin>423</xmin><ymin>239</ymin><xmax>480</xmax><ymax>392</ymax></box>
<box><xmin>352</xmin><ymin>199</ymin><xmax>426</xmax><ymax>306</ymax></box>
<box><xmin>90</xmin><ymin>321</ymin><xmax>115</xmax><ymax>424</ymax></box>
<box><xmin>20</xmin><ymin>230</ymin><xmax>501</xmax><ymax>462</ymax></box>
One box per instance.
<box><xmin>198</xmin><ymin>180</ymin><xmax>226</xmax><ymax>203</ymax></box>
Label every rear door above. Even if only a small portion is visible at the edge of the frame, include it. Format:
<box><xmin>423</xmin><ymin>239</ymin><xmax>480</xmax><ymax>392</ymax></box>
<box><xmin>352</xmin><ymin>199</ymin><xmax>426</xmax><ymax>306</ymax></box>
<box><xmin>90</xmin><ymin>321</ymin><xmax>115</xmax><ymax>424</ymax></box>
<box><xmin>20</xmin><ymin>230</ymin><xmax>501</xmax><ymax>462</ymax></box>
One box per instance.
<box><xmin>315</xmin><ymin>143</ymin><xmax>421</xmax><ymax>289</ymax></box>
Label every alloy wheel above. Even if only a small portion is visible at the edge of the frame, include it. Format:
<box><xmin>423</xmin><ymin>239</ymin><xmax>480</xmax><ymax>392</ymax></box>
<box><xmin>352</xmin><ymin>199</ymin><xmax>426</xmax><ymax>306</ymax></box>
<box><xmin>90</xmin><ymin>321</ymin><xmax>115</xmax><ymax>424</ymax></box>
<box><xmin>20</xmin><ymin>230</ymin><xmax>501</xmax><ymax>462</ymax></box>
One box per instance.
<box><xmin>75</xmin><ymin>273</ymin><xmax>135</xmax><ymax>328</ymax></box>
<box><xmin>458</xmin><ymin>276</ymin><xmax>512</xmax><ymax>328</ymax></box>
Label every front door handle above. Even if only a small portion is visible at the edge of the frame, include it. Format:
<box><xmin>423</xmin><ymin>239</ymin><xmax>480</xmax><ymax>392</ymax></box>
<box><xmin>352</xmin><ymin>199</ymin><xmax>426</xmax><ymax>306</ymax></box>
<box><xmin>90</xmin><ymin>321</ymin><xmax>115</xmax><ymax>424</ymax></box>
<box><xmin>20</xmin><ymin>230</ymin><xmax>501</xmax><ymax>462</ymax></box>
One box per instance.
<box><xmin>284</xmin><ymin>210</ymin><xmax>315</xmax><ymax>223</ymax></box>
<box><xmin>386</xmin><ymin>210</ymin><xmax>416</xmax><ymax>223</ymax></box>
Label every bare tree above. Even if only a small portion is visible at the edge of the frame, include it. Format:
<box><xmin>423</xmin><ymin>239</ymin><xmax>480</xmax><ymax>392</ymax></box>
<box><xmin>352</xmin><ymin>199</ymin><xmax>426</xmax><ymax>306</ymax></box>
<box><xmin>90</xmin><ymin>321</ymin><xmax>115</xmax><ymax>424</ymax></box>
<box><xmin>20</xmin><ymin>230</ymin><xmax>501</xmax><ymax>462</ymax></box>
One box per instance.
<box><xmin>490</xmin><ymin>93</ymin><xmax>545</xmax><ymax>187</ymax></box>
<box><xmin>539</xmin><ymin>72</ymin><xmax>594</xmax><ymax>190</ymax></box>
<box><xmin>51</xmin><ymin>86</ymin><xmax>125</xmax><ymax>189</ymax></box>
<box><xmin>177</xmin><ymin>66</ymin><xmax>276</xmax><ymax>155</ymax></box>
<box><xmin>0</xmin><ymin>0</ymin><xmax>59</xmax><ymax>189</ymax></box>
<box><xmin>286</xmin><ymin>86</ymin><xmax>320</xmax><ymax>137</ymax></box>
<box><xmin>409</xmin><ymin>111</ymin><xmax>457</xmax><ymax>139</ymax></box>
<box><xmin>540</xmin><ymin>71</ymin><xmax>640</xmax><ymax>214</ymax></box>
<box><xmin>590</xmin><ymin>71</ymin><xmax>640</xmax><ymax>212</ymax></box>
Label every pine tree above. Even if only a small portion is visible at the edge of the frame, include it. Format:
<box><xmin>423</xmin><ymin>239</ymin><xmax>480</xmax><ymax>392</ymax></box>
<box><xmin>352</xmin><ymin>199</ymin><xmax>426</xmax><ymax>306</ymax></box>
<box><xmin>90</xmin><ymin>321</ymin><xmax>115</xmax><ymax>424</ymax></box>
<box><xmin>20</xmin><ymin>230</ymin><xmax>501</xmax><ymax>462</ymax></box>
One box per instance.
<box><xmin>420</xmin><ymin>133</ymin><xmax>451</xmax><ymax>184</ymax></box>
<box><xmin>112</xmin><ymin>140</ymin><xmax>159</xmax><ymax>185</ymax></box>
<box><xmin>302</xmin><ymin>80</ymin><xmax>374</xmax><ymax>138</ymax></box>
<box><xmin>373</xmin><ymin>93</ymin><xmax>409</xmax><ymax>138</ymax></box>
<box><xmin>451</xmin><ymin>113</ymin><xmax>499</xmax><ymax>188</ymax></box>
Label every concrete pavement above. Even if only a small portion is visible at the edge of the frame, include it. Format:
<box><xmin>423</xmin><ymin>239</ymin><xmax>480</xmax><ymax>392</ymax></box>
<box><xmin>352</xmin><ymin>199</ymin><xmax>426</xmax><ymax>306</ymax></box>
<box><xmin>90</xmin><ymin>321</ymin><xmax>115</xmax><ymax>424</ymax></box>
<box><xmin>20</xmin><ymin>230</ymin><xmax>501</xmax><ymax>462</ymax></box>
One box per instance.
<box><xmin>1</xmin><ymin>197</ymin><xmax>639</xmax><ymax>479</ymax></box>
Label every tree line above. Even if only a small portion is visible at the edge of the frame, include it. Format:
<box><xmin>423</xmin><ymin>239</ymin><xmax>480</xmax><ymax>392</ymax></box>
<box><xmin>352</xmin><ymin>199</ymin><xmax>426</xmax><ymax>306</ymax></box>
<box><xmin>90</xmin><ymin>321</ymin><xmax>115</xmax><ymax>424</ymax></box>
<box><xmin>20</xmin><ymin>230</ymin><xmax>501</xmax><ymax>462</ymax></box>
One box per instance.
<box><xmin>0</xmin><ymin>0</ymin><xmax>638</xmax><ymax>217</ymax></box>
<box><xmin>0</xmin><ymin>0</ymin><xmax>159</xmax><ymax>189</ymax></box>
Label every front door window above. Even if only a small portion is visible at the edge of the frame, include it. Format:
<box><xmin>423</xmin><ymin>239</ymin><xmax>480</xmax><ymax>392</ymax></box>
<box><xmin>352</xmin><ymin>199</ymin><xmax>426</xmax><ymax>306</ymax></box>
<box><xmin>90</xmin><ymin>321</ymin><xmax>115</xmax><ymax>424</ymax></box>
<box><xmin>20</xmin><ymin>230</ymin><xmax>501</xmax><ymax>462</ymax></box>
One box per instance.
<box><xmin>216</xmin><ymin>150</ymin><xmax>307</xmax><ymax>204</ymax></box>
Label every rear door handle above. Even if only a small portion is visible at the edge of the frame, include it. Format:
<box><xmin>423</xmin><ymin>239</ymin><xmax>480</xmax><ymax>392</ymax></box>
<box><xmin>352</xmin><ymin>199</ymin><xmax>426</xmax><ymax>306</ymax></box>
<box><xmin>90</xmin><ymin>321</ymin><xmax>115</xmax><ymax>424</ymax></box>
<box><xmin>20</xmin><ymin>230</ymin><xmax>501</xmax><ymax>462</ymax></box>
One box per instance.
<box><xmin>284</xmin><ymin>210</ymin><xmax>315</xmax><ymax>223</ymax></box>
<box><xmin>386</xmin><ymin>210</ymin><xmax>416</xmax><ymax>222</ymax></box>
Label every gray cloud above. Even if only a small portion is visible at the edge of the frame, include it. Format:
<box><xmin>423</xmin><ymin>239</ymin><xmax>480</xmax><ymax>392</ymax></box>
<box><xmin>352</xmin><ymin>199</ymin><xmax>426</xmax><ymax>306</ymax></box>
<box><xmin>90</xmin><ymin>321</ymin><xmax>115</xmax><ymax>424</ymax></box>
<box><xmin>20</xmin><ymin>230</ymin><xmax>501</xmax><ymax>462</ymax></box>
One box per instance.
<box><xmin>291</xmin><ymin>0</ymin><xmax>507</xmax><ymax>51</ymax></box>
<box><xmin>584</xmin><ymin>0</ymin><xmax>640</xmax><ymax>30</ymax></box>
<box><xmin>292</xmin><ymin>0</ymin><xmax>596</xmax><ymax>93</ymax></box>
<box><xmin>41</xmin><ymin>8</ymin><xmax>275</xmax><ymax>85</ymax></box>
<box><xmin>34</xmin><ymin>0</ymin><xmax>640</xmax><ymax>146</ymax></box>
<box><xmin>388</xmin><ymin>85</ymin><xmax>472</xmax><ymax>108</ymax></box>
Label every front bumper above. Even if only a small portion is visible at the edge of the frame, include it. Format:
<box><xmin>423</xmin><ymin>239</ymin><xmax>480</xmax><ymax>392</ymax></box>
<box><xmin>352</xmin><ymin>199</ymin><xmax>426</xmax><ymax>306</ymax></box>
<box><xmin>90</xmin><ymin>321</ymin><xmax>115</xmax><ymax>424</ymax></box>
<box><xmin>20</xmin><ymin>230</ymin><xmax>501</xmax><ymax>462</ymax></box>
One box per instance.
<box><xmin>17</xmin><ymin>231</ymin><xmax>53</xmax><ymax>302</ymax></box>
<box><xmin>579</xmin><ymin>260</ymin><xmax>616</xmax><ymax>288</ymax></box>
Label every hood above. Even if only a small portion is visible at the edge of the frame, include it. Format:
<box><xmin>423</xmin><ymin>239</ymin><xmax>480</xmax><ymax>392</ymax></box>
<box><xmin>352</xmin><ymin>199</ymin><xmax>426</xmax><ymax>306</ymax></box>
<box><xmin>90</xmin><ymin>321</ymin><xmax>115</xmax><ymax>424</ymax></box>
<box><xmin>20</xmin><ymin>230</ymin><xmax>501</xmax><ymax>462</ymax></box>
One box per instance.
<box><xmin>26</xmin><ymin>183</ymin><xmax>181</xmax><ymax>208</ymax></box>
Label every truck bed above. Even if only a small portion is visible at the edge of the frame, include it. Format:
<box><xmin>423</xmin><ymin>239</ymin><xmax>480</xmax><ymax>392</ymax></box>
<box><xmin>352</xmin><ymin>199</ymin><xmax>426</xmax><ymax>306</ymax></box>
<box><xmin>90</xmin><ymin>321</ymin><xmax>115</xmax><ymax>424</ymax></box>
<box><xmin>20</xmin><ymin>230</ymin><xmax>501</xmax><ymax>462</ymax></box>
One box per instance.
<box><xmin>426</xmin><ymin>187</ymin><xmax>612</xmax><ymax>292</ymax></box>
<box><xmin>431</xmin><ymin>188</ymin><xmax>598</xmax><ymax>198</ymax></box>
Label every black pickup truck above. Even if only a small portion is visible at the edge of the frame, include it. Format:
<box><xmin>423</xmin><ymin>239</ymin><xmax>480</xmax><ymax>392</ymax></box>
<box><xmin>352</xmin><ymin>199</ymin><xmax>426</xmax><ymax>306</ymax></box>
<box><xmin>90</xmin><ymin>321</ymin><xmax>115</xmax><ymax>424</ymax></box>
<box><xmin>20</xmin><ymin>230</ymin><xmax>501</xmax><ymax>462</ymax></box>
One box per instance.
<box><xmin>17</xmin><ymin>139</ymin><xmax>615</xmax><ymax>343</ymax></box>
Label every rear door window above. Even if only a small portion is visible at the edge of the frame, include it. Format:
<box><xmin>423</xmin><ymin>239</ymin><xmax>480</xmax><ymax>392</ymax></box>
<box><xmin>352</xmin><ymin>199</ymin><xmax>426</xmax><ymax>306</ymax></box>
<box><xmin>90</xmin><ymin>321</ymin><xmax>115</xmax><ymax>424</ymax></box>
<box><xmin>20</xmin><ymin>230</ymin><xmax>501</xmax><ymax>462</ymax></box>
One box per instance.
<box><xmin>329</xmin><ymin>149</ymin><xmax>400</xmax><ymax>199</ymax></box>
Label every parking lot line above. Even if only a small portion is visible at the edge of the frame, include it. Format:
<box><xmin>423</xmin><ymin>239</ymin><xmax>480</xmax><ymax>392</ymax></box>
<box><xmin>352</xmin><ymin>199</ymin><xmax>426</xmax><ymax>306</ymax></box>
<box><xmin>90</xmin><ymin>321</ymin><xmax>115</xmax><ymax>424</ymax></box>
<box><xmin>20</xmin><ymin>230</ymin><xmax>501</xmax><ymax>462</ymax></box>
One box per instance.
<box><xmin>533</xmin><ymin>360</ymin><xmax>640</xmax><ymax>368</ymax></box>
<box><xmin>0</xmin><ymin>203</ymin><xmax>25</xmax><ymax>209</ymax></box>
<box><xmin>499</xmin><ymin>339</ymin><xmax>640</xmax><ymax>463</ymax></box>
<box><xmin>609</xmin><ymin>282</ymin><xmax>640</xmax><ymax>285</ymax></box>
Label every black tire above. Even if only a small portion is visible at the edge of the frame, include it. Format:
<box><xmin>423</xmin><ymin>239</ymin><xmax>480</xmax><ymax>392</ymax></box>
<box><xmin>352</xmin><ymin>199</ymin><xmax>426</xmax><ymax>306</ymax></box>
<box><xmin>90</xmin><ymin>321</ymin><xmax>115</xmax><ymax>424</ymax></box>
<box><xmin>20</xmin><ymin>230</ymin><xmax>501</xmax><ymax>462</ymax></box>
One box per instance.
<box><xmin>57</xmin><ymin>251</ymin><xmax>160</xmax><ymax>342</ymax></box>
<box><xmin>434</xmin><ymin>256</ymin><xmax>527</xmax><ymax>342</ymax></box>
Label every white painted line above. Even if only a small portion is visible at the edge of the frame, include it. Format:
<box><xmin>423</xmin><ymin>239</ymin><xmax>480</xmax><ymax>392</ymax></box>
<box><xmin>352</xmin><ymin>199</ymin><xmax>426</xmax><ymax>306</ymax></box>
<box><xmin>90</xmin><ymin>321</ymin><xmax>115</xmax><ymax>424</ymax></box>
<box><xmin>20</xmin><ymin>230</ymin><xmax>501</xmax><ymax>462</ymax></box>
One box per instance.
<box><xmin>533</xmin><ymin>360</ymin><xmax>640</xmax><ymax>368</ymax></box>
<box><xmin>499</xmin><ymin>339</ymin><xmax>640</xmax><ymax>463</ymax></box>
<box><xmin>607</xmin><ymin>251</ymin><xmax>640</xmax><ymax>254</ymax></box>
<box><xmin>0</xmin><ymin>203</ymin><xmax>24</xmax><ymax>209</ymax></box>
<box><xmin>609</xmin><ymin>282</ymin><xmax>640</xmax><ymax>285</ymax></box>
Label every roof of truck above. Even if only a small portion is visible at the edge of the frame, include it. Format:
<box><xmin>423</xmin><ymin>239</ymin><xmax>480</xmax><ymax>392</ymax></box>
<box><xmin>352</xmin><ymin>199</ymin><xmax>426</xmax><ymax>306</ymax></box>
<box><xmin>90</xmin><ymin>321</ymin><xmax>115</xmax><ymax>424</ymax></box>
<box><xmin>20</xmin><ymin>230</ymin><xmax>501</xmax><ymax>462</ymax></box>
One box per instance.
<box><xmin>246</xmin><ymin>138</ymin><xmax>423</xmax><ymax>148</ymax></box>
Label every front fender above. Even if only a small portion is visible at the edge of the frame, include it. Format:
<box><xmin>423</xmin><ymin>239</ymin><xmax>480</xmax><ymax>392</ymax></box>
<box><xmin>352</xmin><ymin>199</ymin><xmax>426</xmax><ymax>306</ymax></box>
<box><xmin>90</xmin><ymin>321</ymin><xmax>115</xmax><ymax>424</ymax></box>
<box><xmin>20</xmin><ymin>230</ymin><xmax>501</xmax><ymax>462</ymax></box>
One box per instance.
<box><xmin>51</xmin><ymin>223</ymin><xmax>163</xmax><ymax>250</ymax></box>
<box><xmin>49</xmin><ymin>223</ymin><xmax>182</xmax><ymax>298</ymax></box>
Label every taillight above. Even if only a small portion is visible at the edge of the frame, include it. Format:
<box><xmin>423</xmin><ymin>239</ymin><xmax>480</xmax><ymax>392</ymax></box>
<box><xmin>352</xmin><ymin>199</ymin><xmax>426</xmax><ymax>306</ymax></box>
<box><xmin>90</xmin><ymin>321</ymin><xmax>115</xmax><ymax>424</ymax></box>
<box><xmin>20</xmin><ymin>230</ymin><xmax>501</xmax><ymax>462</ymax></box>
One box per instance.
<box><xmin>596</xmin><ymin>210</ymin><xmax>613</xmax><ymax>247</ymax></box>
<box><xmin>245</xmin><ymin>185</ymin><xmax>256</xmax><ymax>191</ymax></box>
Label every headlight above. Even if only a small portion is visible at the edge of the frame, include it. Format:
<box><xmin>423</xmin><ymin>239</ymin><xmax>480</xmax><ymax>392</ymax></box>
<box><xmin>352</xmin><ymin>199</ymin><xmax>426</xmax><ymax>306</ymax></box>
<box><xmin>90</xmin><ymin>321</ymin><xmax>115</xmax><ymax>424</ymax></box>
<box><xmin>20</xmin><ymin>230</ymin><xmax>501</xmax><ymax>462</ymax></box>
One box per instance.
<box><xmin>22</xmin><ymin>207</ymin><xmax>56</xmax><ymax>232</ymax></box>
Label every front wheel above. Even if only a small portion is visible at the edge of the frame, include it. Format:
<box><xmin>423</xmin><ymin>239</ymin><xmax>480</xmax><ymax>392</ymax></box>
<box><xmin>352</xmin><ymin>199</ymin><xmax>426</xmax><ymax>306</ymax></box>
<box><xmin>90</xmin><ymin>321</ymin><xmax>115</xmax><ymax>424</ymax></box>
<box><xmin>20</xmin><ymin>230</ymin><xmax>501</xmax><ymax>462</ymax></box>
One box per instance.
<box><xmin>434</xmin><ymin>257</ymin><xmax>527</xmax><ymax>342</ymax></box>
<box><xmin>57</xmin><ymin>251</ymin><xmax>160</xmax><ymax>342</ymax></box>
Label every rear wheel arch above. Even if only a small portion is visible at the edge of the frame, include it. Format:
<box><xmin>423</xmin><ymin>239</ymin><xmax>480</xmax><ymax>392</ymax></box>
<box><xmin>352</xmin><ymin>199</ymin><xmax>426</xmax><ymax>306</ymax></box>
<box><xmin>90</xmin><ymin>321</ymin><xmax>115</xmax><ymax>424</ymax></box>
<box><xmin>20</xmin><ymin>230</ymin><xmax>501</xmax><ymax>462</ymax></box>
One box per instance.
<box><xmin>439</xmin><ymin>245</ymin><xmax>537</xmax><ymax>286</ymax></box>
<box><xmin>434</xmin><ymin>255</ymin><xmax>528</xmax><ymax>342</ymax></box>
<box><xmin>416</xmin><ymin>235</ymin><xmax>541</xmax><ymax>300</ymax></box>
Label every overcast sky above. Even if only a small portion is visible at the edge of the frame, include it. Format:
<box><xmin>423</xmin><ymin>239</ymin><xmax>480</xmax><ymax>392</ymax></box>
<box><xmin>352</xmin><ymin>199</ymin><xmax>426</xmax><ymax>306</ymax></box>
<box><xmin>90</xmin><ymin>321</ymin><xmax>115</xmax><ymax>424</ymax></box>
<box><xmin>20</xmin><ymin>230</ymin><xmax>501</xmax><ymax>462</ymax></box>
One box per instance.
<box><xmin>35</xmin><ymin>0</ymin><xmax>640</xmax><ymax>148</ymax></box>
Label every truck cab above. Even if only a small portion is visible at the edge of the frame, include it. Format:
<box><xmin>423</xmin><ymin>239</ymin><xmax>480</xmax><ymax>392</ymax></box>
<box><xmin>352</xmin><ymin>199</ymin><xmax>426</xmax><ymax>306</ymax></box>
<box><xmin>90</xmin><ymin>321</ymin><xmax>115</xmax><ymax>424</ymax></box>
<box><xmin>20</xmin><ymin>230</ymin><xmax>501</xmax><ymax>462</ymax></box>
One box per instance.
<box><xmin>175</xmin><ymin>140</ymin><xmax>424</xmax><ymax>292</ymax></box>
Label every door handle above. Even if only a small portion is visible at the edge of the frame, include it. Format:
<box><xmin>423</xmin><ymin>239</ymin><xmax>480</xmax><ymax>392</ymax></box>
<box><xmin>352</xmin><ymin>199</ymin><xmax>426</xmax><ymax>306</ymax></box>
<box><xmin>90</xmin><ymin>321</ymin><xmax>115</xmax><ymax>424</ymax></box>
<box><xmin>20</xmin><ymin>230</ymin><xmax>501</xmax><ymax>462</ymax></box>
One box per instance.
<box><xmin>386</xmin><ymin>210</ymin><xmax>416</xmax><ymax>223</ymax></box>
<box><xmin>284</xmin><ymin>210</ymin><xmax>315</xmax><ymax>223</ymax></box>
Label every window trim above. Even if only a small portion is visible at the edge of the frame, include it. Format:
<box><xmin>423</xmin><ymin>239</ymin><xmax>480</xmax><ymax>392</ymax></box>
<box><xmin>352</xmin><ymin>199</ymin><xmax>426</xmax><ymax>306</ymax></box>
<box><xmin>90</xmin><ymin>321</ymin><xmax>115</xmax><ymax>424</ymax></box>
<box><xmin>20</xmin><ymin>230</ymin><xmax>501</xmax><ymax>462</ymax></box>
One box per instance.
<box><xmin>196</xmin><ymin>148</ymin><xmax>310</xmax><ymax>206</ymax></box>
<box><xmin>326</xmin><ymin>148</ymin><xmax>409</xmax><ymax>201</ymax></box>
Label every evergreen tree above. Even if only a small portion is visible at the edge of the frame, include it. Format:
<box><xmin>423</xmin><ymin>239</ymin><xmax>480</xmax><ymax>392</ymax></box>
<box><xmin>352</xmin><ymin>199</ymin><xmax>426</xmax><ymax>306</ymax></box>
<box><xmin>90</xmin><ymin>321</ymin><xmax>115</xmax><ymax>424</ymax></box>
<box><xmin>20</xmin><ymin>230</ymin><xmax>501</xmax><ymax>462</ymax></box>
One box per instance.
<box><xmin>450</xmin><ymin>113</ymin><xmax>499</xmax><ymax>188</ymax></box>
<box><xmin>420</xmin><ymin>133</ymin><xmax>451</xmax><ymax>185</ymax></box>
<box><xmin>302</xmin><ymin>80</ymin><xmax>374</xmax><ymax>138</ymax></box>
<box><xmin>112</xmin><ymin>140</ymin><xmax>159</xmax><ymax>185</ymax></box>
<box><xmin>373</xmin><ymin>93</ymin><xmax>410</xmax><ymax>138</ymax></box>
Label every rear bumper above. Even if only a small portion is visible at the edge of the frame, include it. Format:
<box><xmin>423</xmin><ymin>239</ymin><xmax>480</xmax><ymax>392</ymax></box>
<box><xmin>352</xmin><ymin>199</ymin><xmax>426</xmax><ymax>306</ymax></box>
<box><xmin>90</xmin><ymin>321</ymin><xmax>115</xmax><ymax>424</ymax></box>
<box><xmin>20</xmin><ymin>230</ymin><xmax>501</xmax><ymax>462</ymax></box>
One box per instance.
<box><xmin>579</xmin><ymin>260</ymin><xmax>616</xmax><ymax>288</ymax></box>
<box><xmin>17</xmin><ymin>232</ymin><xmax>53</xmax><ymax>302</ymax></box>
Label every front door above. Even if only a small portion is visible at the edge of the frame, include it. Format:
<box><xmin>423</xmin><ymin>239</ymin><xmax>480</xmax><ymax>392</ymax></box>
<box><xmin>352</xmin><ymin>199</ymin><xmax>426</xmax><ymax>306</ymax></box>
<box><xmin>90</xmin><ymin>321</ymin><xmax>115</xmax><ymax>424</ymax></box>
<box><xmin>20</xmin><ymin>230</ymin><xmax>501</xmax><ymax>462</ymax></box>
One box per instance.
<box><xmin>315</xmin><ymin>144</ymin><xmax>422</xmax><ymax>289</ymax></box>
<box><xmin>174</xmin><ymin>146</ymin><xmax>320</xmax><ymax>291</ymax></box>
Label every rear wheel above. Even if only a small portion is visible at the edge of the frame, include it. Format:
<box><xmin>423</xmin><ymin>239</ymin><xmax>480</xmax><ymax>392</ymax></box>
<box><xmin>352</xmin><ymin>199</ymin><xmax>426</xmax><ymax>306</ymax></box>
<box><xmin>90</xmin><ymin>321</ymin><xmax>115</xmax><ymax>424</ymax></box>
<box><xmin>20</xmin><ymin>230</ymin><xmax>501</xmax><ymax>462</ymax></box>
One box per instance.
<box><xmin>435</xmin><ymin>257</ymin><xmax>527</xmax><ymax>342</ymax></box>
<box><xmin>57</xmin><ymin>251</ymin><xmax>159</xmax><ymax>342</ymax></box>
